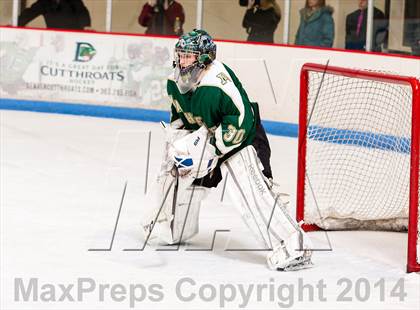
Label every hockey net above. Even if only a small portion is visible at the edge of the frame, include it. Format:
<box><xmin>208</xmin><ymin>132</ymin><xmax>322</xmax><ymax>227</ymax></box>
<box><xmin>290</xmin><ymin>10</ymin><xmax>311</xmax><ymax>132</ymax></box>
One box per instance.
<box><xmin>296</xmin><ymin>63</ymin><xmax>420</xmax><ymax>273</ymax></box>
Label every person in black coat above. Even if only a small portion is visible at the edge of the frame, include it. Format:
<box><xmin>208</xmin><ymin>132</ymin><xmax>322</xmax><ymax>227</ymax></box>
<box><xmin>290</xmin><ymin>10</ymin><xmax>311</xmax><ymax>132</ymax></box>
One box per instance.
<box><xmin>408</xmin><ymin>20</ymin><xmax>420</xmax><ymax>56</ymax></box>
<box><xmin>242</xmin><ymin>0</ymin><xmax>281</xmax><ymax>43</ymax></box>
<box><xmin>18</xmin><ymin>0</ymin><xmax>91</xmax><ymax>30</ymax></box>
<box><xmin>345</xmin><ymin>0</ymin><xmax>387</xmax><ymax>52</ymax></box>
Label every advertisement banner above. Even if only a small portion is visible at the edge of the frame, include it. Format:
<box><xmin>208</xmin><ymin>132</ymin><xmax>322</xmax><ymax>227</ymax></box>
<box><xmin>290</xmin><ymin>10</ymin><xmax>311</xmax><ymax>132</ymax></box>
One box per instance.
<box><xmin>1</xmin><ymin>27</ymin><xmax>419</xmax><ymax>123</ymax></box>
<box><xmin>0</xmin><ymin>28</ymin><xmax>176</xmax><ymax>110</ymax></box>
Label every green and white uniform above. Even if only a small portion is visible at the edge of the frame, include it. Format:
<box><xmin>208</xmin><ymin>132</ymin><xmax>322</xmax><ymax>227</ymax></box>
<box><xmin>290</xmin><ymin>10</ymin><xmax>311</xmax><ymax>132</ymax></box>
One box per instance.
<box><xmin>167</xmin><ymin>60</ymin><xmax>257</xmax><ymax>160</ymax></box>
<box><xmin>145</xmin><ymin>30</ymin><xmax>312</xmax><ymax>271</ymax></box>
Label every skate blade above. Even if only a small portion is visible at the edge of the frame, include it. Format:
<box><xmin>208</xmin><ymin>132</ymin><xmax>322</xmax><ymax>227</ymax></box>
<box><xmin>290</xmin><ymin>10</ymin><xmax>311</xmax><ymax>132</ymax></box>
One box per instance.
<box><xmin>277</xmin><ymin>256</ymin><xmax>314</xmax><ymax>272</ymax></box>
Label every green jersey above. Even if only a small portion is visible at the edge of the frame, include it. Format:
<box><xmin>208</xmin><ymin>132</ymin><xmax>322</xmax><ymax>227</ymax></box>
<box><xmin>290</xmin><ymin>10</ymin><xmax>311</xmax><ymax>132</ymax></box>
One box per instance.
<box><xmin>167</xmin><ymin>60</ymin><xmax>257</xmax><ymax>158</ymax></box>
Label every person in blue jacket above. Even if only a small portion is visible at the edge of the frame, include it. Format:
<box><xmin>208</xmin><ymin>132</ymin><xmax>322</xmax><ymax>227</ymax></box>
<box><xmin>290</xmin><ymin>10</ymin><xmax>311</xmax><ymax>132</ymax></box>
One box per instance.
<box><xmin>295</xmin><ymin>0</ymin><xmax>334</xmax><ymax>48</ymax></box>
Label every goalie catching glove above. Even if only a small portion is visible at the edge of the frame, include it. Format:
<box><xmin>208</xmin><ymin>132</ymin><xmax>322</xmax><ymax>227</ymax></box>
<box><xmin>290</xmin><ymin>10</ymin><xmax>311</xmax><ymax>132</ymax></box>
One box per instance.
<box><xmin>169</xmin><ymin>125</ymin><xmax>219</xmax><ymax>178</ymax></box>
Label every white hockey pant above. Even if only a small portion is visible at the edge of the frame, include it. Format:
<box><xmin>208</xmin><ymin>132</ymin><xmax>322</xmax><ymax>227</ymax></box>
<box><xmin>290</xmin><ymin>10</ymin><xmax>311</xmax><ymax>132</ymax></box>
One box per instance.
<box><xmin>221</xmin><ymin>146</ymin><xmax>312</xmax><ymax>269</ymax></box>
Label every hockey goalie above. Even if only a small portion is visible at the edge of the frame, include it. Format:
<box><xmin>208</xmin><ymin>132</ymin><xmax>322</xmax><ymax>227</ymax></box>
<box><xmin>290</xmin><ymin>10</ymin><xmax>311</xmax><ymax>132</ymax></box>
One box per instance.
<box><xmin>141</xmin><ymin>29</ymin><xmax>313</xmax><ymax>271</ymax></box>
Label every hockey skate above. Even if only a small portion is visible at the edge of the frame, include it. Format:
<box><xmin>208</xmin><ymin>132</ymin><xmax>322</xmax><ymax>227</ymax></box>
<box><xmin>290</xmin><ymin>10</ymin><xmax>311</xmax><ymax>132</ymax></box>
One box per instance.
<box><xmin>267</xmin><ymin>245</ymin><xmax>313</xmax><ymax>271</ymax></box>
<box><xmin>266</xmin><ymin>233</ymin><xmax>314</xmax><ymax>271</ymax></box>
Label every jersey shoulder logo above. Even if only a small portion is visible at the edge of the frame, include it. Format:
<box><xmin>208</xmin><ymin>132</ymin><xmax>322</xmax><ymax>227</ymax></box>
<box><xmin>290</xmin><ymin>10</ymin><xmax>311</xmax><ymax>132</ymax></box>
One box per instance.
<box><xmin>171</xmin><ymin>97</ymin><xmax>183</xmax><ymax>113</ymax></box>
<box><xmin>216</xmin><ymin>72</ymin><xmax>232</xmax><ymax>85</ymax></box>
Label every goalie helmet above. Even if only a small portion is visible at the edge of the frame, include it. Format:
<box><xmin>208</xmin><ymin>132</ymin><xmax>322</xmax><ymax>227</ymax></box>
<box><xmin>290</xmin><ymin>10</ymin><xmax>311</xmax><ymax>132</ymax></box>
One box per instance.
<box><xmin>173</xmin><ymin>29</ymin><xmax>217</xmax><ymax>94</ymax></box>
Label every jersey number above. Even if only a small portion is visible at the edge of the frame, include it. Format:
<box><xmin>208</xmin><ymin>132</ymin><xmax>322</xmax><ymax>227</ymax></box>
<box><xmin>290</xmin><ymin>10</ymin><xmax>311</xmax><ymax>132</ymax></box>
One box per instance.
<box><xmin>223</xmin><ymin>125</ymin><xmax>245</xmax><ymax>144</ymax></box>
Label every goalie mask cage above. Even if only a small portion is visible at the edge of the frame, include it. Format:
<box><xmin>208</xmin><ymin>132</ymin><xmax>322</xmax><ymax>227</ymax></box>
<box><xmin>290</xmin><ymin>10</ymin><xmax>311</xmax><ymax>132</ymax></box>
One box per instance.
<box><xmin>296</xmin><ymin>63</ymin><xmax>420</xmax><ymax>273</ymax></box>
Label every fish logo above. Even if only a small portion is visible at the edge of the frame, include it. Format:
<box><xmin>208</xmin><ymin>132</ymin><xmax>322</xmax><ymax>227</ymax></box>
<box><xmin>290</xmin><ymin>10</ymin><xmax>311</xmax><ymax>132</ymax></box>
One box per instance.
<box><xmin>74</xmin><ymin>42</ymin><xmax>96</xmax><ymax>62</ymax></box>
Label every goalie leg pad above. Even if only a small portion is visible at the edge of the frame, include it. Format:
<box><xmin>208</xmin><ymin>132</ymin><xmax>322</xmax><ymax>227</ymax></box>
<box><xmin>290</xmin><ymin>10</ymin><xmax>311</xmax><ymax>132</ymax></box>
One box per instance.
<box><xmin>171</xmin><ymin>183</ymin><xmax>208</xmax><ymax>244</ymax></box>
<box><xmin>141</xmin><ymin>170</ymin><xmax>209</xmax><ymax>245</ymax></box>
<box><xmin>221</xmin><ymin>145</ymin><xmax>312</xmax><ymax>270</ymax></box>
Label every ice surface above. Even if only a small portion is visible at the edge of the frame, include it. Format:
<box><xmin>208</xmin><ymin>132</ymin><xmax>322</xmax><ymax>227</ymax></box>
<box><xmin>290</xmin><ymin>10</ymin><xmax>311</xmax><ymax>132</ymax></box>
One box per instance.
<box><xmin>1</xmin><ymin>110</ymin><xmax>419</xmax><ymax>310</ymax></box>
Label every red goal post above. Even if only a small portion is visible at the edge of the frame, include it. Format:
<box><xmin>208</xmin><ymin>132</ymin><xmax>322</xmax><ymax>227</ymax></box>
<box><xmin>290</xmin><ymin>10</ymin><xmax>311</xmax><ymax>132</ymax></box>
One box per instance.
<box><xmin>296</xmin><ymin>63</ymin><xmax>420</xmax><ymax>273</ymax></box>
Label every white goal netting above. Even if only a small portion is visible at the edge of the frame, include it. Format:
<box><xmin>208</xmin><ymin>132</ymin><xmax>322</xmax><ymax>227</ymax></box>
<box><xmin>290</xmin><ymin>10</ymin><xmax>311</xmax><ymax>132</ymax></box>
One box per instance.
<box><xmin>302</xmin><ymin>69</ymin><xmax>418</xmax><ymax>236</ymax></box>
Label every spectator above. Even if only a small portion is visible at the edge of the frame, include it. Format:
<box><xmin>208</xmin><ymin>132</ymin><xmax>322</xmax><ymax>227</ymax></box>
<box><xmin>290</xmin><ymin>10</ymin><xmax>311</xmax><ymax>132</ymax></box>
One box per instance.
<box><xmin>412</xmin><ymin>26</ymin><xmax>420</xmax><ymax>56</ymax></box>
<box><xmin>295</xmin><ymin>0</ymin><xmax>334</xmax><ymax>48</ymax></box>
<box><xmin>18</xmin><ymin>0</ymin><xmax>91</xmax><ymax>30</ymax></box>
<box><xmin>242</xmin><ymin>0</ymin><xmax>281</xmax><ymax>43</ymax></box>
<box><xmin>345</xmin><ymin>0</ymin><xmax>387</xmax><ymax>52</ymax></box>
<box><xmin>138</xmin><ymin>0</ymin><xmax>184</xmax><ymax>36</ymax></box>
